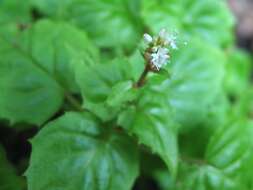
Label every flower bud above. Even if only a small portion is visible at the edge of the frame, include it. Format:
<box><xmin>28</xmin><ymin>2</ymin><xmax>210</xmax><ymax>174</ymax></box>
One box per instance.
<box><xmin>142</xmin><ymin>29</ymin><xmax>178</xmax><ymax>71</ymax></box>
<box><xmin>143</xmin><ymin>33</ymin><xmax>153</xmax><ymax>44</ymax></box>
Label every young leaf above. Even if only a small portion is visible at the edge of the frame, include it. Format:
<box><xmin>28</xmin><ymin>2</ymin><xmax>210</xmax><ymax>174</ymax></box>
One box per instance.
<box><xmin>72</xmin><ymin>57</ymin><xmax>135</xmax><ymax>121</ymax></box>
<box><xmin>106</xmin><ymin>81</ymin><xmax>137</xmax><ymax>107</ymax></box>
<box><xmin>142</xmin><ymin>0</ymin><xmax>235</xmax><ymax>47</ymax></box>
<box><xmin>0</xmin><ymin>145</ymin><xmax>25</xmax><ymax>190</ymax></box>
<box><xmin>0</xmin><ymin>19</ymin><xmax>97</xmax><ymax>126</ymax></box>
<box><xmin>122</xmin><ymin>86</ymin><xmax>178</xmax><ymax>176</ymax></box>
<box><xmin>31</xmin><ymin>0</ymin><xmax>143</xmax><ymax>50</ymax></box>
<box><xmin>26</xmin><ymin>112</ymin><xmax>139</xmax><ymax>190</ymax></box>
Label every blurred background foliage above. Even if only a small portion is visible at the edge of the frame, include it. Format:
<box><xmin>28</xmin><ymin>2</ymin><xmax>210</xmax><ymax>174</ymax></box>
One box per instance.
<box><xmin>0</xmin><ymin>0</ymin><xmax>253</xmax><ymax>189</ymax></box>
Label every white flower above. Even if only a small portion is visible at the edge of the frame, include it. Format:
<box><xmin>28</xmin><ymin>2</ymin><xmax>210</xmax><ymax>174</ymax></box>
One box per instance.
<box><xmin>159</xmin><ymin>28</ymin><xmax>167</xmax><ymax>39</ymax></box>
<box><xmin>166</xmin><ymin>34</ymin><xmax>177</xmax><ymax>49</ymax></box>
<box><xmin>143</xmin><ymin>33</ymin><xmax>153</xmax><ymax>44</ymax></box>
<box><xmin>142</xmin><ymin>28</ymin><xmax>178</xmax><ymax>71</ymax></box>
<box><xmin>150</xmin><ymin>47</ymin><xmax>170</xmax><ymax>70</ymax></box>
<box><xmin>158</xmin><ymin>28</ymin><xmax>177</xmax><ymax>49</ymax></box>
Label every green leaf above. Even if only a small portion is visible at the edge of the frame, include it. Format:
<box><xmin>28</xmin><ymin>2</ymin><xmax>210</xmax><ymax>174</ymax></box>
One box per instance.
<box><xmin>31</xmin><ymin>0</ymin><xmax>143</xmax><ymax>50</ymax></box>
<box><xmin>129</xmin><ymin>39</ymin><xmax>226</xmax><ymax>129</ymax></box>
<box><xmin>72</xmin><ymin>57</ymin><xmax>135</xmax><ymax>121</ymax></box>
<box><xmin>106</xmin><ymin>81</ymin><xmax>137</xmax><ymax>107</ymax></box>
<box><xmin>0</xmin><ymin>19</ymin><xmax>98</xmax><ymax>125</ymax></box>
<box><xmin>130</xmin><ymin>39</ymin><xmax>225</xmax><ymax>128</ymax></box>
<box><xmin>73</xmin><ymin>58</ymin><xmax>133</xmax><ymax>104</ymax></box>
<box><xmin>0</xmin><ymin>145</ymin><xmax>25</xmax><ymax>190</ymax></box>
<box><xmin>178</xmin><ymin>94</ymin><xmax>229</xmax><ymax>162</ymax></box>
<box><xmin>167</xmin><ymin>39</ymin><xmax>225</xmax><ymax>128</ymax></box>
<box><xmin>225</xmin><ymin>49</ymin><xmax>252</xmax><ymax>97</ymax></box>
<box><xmin>122</xmin><ymin>86</ymin><xmax>178</xmax><ymax>176</ymax></box>
<box><xmin>176</xmin><ymin>163</ymin><xmax>242</xmax><ymax>190</ymax></box>
<box><xmin>26</xmin><ymin>112</ymin><xmax>139</xmax><ymax>190</ymax></box>
<box><xmin>0</xmin><ymin>0</ymin><xmax>31</xmax><ymax>25</ymax></box>
<box><xmin>128</xmin><ymin>50</ymin><xmax>145</xmax><ymax>81</ymax></box>
<box><xmin>240</xmin><ymin>120</ymin><xmax>253</xmax><ymax>187</ymax></box>
<box><xmin>142</xmin><ymin>0</ymin><xmax>235</xmax><ymax>47</ymax></box>
<box><xmin>233</xmin><ymin>87</ymin><xmax>253</xmax><ymax>117</ymax></box>
<box><xmin>206</xmin><ymin>120</ymin><xmax>252</xmax><ymax>177</ymax></box>
<box><xmin>177</xmin><ymin>120</ymin><xmax>253</xmax><ymax>189</ymax></box>
<box><xmin>203</xmin><ymin>92</ymin><xmax>230</xmax><ymax>128</ymax></box>
<box><xmin>153</xmin><ymin>169</ymin><xmax>175</xmax><ymax>190</ymax></box>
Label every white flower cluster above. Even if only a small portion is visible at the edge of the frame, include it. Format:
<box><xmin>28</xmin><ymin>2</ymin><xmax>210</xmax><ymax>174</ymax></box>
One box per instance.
<box><xmin>143</xmin><ymin>29</ymin><xmax>177</xmax><ymax>71</ymax></box>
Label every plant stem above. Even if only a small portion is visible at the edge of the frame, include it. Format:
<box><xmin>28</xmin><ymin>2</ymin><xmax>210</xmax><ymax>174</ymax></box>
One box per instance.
<box><xmin>135</xmin><ymin>64</ymin><xmax>150</xmax><ymax>88</ymax></box>
<box><xmin>181</xmin><ymin>156</ymin><xmax>207</xmax><ymax>166</ymax></box>
<box><xmin>65</xmin><ymin>92</ymin><xmax>84</xmax><ymax>112</ymax></box>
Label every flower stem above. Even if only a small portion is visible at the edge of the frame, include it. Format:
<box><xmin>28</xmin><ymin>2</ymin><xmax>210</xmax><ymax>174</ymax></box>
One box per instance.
<box><xmin>134</xmin><ymin>64</ymin><xmax>150</xmax><ymax>88</ymax></box>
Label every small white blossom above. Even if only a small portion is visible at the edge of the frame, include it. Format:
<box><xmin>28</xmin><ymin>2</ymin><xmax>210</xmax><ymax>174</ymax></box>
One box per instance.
<box><xmin>158</xmin><ymin>28</ymin><xmax>177</xmax><ymax>49</ymax></box>
<box><xmin>150</xmin><ymin>47</ymin><xmax>170</xmax><ymax>70</ymax></box>
<box><xmin>166</xmin><ymin>34</ymin><xmax>177</xmax><ymax>49</ymax></box>
<box><xmin>143</xmin><ymin>28</ymin><xmax>178</xmax><ymax>71</ymax></box>
<box><xmin>159</xmin><ymin>28</ymin><xmax>167</xmax><ymax>39</ymax></box>
<box><xmin>143</xmin><ymin>33</ymin><xmax>153</xmax><ymax>44</ymax></box>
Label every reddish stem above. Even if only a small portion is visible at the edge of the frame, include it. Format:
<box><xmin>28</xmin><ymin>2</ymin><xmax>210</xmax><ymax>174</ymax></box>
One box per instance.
<box><xmin>134</xmin><ymin>64</ymin><xmax>150</xmax><ymax>88</ymax></box>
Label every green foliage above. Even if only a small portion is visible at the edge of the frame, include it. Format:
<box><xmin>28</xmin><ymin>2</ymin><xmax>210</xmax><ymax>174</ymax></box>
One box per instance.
<box><xmin>26</xmin><ymin>112</ymin><xmax>139</xmax><ymax>190</ymax></box>
<box><xmin>0</xmin><ymin>145</ymin><xmax>25</xmax><ymax>190</ymax></box>
<box><xmin>225</xmin><ymin>49</ymin><xmax>252</xmax><ymax>97</ymax></box>
<box><xmin>0</xmin><ymin>0</ymin><xmax>252</xmax><ymax>190</ymax></box>
<box><xmin>167</xmin><ymin>39</ymin><xmax>225</xmax><ymax>127</ymax></box>
<box><xmin>0</xmin><ymin>20</ymin><xmax>97</xmax><ymax>125</ymax></box>
<box><xmin>142</xmin><ymin>0</ymin><xmax>235</xmax><ymax>47</ymax></box>
<box><xmin>122</xmin><ymin>85</ymin><xmax>179</xmax><ymax>176</ymax></box>
<box><xmin>31</xmin><ymin>0</ymin><xmax>143</xmax><ymax>50</ymax></box>
<box><xmin>0</xmin><ymin>0</ymin><xmax>31</xmax><ymax>24</ymax></box>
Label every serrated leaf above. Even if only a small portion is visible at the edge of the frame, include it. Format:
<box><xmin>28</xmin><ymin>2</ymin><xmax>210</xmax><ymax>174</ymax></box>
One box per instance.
<box><xmin>177</xmin><ymin>164</ymin><xmax>242</xmax><ymax>190</ymax></box>
<box><xmin>130</xmin><ymin>39</ymin><xmax>225</xmax><ymax>128</ymax></box>
<box><xmin>26</xmin><ymin>112</ymin><xmax>139</xmax><ymax>190</ymax></box>
<box><xmin>177</xmin><ymin>120</ymin><xmax>253</xmax><ymax>189</ymax></box>
<box><xmin>72</xmin><ymin>57</ymin><xmax>135</xmax><ymax>121</ymax></box>
<box><xmin>31</xmin><ymin>0</ymin><xmax>143</xmax><ymax>50</ymax></box>
<box><xmin>142</xmin><ymin>0</ymin><xmax>235</xmax><ymax>47</ymax></box>
<box><xmin>206</xmin><ymin>120</ymin><xmax>252</xmax><ymax>177</ymax></box>
<box><xmin>0</xmin><ymin>145</ymin><xmax>25</xmax><ymax>190</ymax></box>
<box><xmin>0</xmin><ymin>19</ymin><xmax>97</xmax><ymax>126</ymax></box>
<box><xmin>124</xmin><ymin>86</ymin><xmax>178</xmax><ymax>176</ymax></box>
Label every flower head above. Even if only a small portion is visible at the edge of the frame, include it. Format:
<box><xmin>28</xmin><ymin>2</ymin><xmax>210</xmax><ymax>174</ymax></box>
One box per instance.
<box><xmin>150</xmin><ymin>47</ymin><xmax>170</xmax><ymax>70</ymax></box>
<box><xmin>143</xmin><ymin>29</ymin><xmax>178</xmax><ymax>71</ymax></box>
<box><xmin>158</xmin><ymin>29</ymin><xmax>178</xmax><ymax>49</ymax></box>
